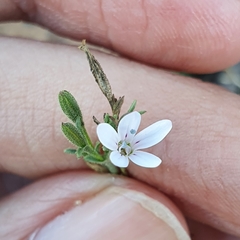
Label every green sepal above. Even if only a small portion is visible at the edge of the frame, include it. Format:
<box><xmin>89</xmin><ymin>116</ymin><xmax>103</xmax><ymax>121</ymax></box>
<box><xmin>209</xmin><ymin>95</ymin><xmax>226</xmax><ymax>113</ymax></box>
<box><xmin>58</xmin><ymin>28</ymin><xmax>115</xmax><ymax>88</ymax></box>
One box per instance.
<box><xmin>64</xmin><ymin>148</ymin><xmax>77</xmax><ymax>154</ymax></box>
<box><xmin>59</xmin><ymin>90</ymin><xmax>83</xmax><ymax>123</ymax></box>
<box><xmin>127</xmin><ymin>100</ymin><xmax>137</xmax><ymax>113</ymax></box>
<box><xmin>61</xmin><ymin>122</ymin><xmax>85</xmax><ymax>147</ymax></box>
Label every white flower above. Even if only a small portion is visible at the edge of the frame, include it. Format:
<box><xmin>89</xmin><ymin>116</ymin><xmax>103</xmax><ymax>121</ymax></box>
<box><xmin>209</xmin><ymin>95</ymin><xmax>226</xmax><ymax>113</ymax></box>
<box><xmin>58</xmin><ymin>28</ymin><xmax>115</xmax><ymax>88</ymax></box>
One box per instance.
<box><xmin>96</xmin><ymin>111</ymin><xmax>172</xmax><ymax>168</ymax></box>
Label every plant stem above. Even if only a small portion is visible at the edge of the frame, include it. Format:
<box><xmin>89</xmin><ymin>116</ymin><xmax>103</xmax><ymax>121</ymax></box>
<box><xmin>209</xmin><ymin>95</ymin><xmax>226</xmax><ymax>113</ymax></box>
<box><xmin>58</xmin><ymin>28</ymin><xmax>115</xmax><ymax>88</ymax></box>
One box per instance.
<box><xmin>104</xmin><ymin>160</ymin><xmax>120</xmax><ymax>174</ymax></box>
<box><xmin>81</xmin><ymin>127</ymin><xmax>94</xmax><ymax>148</ymax></box>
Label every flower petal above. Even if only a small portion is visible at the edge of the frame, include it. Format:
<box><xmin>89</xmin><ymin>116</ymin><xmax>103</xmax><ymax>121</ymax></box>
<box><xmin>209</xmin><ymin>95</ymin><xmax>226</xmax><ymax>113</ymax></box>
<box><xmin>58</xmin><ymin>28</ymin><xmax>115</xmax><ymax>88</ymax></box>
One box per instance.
<box><xmin>110</xmin><ymin>150</ymin><xmax>129</xmax><ymax>167</ymax></box>
<box><xmin>133</xmin><ymin>119</ymin><xmax>172</xmax><ymax>150</ymax></box>
<box><xmin>129</xmin><ymin>151</ymin><xmax>162</xmax><ymax>168</ymax></box>
<box><xmin>97</xmin><ymin>123</ymin><xmax>119</xmax><ymax>150</ymax></box>
<box><xmin>118</xmin><ymin>111</ymin><xmax>141</xmax><ymax>142</ymax></box>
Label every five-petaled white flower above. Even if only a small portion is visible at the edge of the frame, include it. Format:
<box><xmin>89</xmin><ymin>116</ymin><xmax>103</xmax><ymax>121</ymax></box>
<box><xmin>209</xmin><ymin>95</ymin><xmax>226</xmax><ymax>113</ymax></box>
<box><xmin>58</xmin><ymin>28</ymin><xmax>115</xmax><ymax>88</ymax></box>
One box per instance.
<box><xmin>97</xmin><ymin>111</ymin><xmax>172</xmax><ymax>168</ymax></box>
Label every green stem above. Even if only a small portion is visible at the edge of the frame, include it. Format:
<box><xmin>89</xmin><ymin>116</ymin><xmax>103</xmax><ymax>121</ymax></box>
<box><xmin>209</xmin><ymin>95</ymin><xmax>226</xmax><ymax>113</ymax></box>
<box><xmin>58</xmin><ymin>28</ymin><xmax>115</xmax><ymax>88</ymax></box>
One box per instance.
<box><xmin>104</xmin><ymin>160</ymin><xmax>120</xmax><ymax>174</ymax></box>
<box><xmin>80</xmin><ymin>127</ymin><xmax>94</xmax><ymax>148</ymax></box>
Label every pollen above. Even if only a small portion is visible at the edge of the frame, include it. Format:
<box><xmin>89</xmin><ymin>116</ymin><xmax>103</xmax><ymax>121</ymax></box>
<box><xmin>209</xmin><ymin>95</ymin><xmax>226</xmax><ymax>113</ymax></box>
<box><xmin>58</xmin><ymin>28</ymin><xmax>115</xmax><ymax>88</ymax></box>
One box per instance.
<box><xmin>130</xmin><ymin>129</ymin><xmax>136</xmax><ymax>134</ymax></box>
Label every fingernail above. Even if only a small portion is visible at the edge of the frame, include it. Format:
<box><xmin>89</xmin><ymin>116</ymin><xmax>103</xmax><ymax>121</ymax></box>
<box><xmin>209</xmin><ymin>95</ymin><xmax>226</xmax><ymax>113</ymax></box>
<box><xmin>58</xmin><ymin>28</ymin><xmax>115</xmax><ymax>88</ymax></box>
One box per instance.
<box><xmin>30</xmin><ymin>187</ymin><xmax>190</xmax><ymax>240</ymax></box>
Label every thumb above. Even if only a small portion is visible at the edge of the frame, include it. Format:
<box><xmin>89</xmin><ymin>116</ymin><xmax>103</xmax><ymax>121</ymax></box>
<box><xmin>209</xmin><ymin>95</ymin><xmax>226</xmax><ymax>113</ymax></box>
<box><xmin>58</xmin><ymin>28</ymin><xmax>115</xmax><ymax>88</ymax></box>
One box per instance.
<box><xmin>0</xmin><ymin>171</ymin><xmax>189</xmax><ymax>240</ymax></box>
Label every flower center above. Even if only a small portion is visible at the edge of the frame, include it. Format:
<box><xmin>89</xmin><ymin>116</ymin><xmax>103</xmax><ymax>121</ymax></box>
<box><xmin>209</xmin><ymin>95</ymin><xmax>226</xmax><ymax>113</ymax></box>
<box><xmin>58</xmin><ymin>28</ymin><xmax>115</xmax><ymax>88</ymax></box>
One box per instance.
<box><xmin>118</xmin><ymin>141</ymin><xmax>132</xmax><ymax>156</ymax></box>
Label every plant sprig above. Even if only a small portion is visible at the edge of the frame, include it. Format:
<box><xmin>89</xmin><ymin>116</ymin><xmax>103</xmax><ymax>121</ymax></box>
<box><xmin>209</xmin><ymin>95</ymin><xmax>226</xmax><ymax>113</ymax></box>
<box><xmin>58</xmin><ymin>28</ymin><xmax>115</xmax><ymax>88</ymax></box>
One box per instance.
<box><xmin>58</xmin><ymin>40</ymin><xmax>145</xmax><ymax>174</ymax></box>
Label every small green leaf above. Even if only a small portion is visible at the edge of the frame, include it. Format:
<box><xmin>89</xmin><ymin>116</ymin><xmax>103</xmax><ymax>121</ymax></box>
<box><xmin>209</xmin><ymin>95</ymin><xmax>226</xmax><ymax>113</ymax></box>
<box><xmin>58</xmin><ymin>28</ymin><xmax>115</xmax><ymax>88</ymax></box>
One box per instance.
<box><xmin>139</xmin><ymin>110</ymin><xmax>146</xmax><ymax>115</ymax></box>
<box><xmin>103</xmin><ymin>113</ymin><xmax>110</xmax><ymax>123</ymax></box>
<box><xmin>84</xmin><ymin>155</ymin><xmax>106</xmax><ymax>163</ymax></box>
<box><xmin>59</xmin><ymin>90</ymin><xmax>83</xmax><ymax>123</ymax></box>
<box><xmin>127</xmin><ymin>100</ymin><xmax>137</xmax><ymax>113</ymax></box>
<box><xmin>82</xmin><ymin>145</ymin><xmax>104</xmax><ymax>162</ymax></box>
<box><xmin>61</xmin><ymin>122</ymin><xmax>85</xmax><ymax>147</ymax></box>
<box><xmin>76</xmin><ymin>147</ymin><xmax>84</xmax><ymax>158</ymax></box>
<box><xmin>64</xmin><ymin>148</ymin><xmax>77</xmax><ymax>154</ymax></box>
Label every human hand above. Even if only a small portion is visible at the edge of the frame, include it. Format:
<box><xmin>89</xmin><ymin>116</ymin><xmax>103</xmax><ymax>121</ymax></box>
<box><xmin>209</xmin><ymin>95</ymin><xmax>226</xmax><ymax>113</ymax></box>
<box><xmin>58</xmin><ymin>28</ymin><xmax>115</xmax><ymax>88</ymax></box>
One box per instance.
<box><xmin>1</xmin><ymin>1</ymin><xmax>240</xmax><ymax>239</ymax></box>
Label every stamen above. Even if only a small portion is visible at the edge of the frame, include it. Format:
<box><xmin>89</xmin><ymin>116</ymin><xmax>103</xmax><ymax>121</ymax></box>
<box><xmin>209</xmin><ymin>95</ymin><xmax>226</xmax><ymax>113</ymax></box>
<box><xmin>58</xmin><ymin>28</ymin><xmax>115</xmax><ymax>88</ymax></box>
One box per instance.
<box><xmin>120</xmin><ymin>148</ymin><xmax>127</xmax><ymax>156</ymax></box>
<box><xmin>118</xmin><ymin>141</ymin><xmax>132</xmax><ymax>156</ymax></box>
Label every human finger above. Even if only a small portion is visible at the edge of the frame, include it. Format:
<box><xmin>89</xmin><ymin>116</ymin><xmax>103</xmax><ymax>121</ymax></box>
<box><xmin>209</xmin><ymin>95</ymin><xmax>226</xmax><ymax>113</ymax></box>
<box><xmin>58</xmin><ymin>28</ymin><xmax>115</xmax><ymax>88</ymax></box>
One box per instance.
<box><xmin>187</xmin><ymin>219</ymin><xmax>240</xmax><ymax>240</ymax></box>
<box><xmin>1</xmin><ymin>173</ymin><xmax>239</xmax><ymax>240</ymax></box>
<box><xmin>1</xmin><ymin>38</ymin><xmax>240</xmax><ymax>236</ymax></box>
<box><xmin>1</xmin><ymin>0</ymin><xmax>240</xmax><ymax>72</ymax></box>
<box><xmin>0</xmin><ymin>171</ymin><xmax>189</xmax><ymax>240</ymax></box>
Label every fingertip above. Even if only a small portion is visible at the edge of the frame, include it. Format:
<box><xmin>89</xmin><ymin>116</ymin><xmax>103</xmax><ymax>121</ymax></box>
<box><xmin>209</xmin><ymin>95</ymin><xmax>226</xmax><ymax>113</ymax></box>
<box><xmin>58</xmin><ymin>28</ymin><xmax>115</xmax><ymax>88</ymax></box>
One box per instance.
<box><xmin>3</xmin><ymin>0</ymin><xmax>240</xmax><ymax>72</ymax></box>
<box><xmin>33</xmin><ymin>186</ymin><xmax>190</xmax><ymax>240</ymax></box>
<box><xmin>0</xmin><ymin>172</ymin><xmax>190</xmax><ymax>240</ymax></box>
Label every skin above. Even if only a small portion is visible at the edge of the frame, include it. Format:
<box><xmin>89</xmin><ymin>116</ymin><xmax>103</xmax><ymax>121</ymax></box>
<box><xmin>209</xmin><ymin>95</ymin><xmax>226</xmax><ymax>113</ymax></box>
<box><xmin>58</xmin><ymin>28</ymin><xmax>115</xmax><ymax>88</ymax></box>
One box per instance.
<box><xmin>1</xmin><ymin>0</ymin><xmax>240</xmax><ymax>239</ymax></box>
